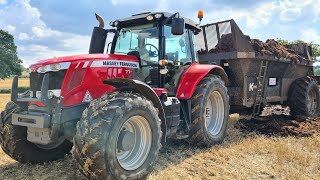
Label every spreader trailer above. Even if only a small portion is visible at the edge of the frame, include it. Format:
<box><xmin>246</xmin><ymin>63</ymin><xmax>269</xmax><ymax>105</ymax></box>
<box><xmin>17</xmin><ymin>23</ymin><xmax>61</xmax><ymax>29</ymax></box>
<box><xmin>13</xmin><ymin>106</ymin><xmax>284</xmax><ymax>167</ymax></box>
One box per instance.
<box><xmin>195</xmin><ymin>19</ymin><xmax>320</xmax><ymax>117</ymax></box>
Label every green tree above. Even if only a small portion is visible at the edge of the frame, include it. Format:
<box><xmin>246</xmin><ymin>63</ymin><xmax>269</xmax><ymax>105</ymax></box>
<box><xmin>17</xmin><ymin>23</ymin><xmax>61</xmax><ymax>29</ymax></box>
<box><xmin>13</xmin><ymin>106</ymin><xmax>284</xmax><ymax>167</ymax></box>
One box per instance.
<box><xmin>276</xmin><ymin>38</ymin><xmax>320</xmax><ymax>60</ymax></box>
<box><xmin>314</xmin><ymin>67</ymin><xmax>320</xmax><ymax>75</ymax></box>
<box><xmin>0</xmin><ymin>29</ymin><xmax>22</xmax><ymax>79</ymax></box>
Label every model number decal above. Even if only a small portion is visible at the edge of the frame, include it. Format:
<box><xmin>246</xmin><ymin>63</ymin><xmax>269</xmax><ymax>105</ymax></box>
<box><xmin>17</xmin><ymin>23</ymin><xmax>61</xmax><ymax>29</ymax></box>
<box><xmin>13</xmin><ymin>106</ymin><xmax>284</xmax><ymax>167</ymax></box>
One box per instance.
<box><xmin>249</xmin><ymin>82</ymin><xmax>257</xmax><ymax>92</ymax></box>
<box><xmin>91</xmin><ymin>60</ymin><xmax>139</xmax><ymax>68</ymax></box>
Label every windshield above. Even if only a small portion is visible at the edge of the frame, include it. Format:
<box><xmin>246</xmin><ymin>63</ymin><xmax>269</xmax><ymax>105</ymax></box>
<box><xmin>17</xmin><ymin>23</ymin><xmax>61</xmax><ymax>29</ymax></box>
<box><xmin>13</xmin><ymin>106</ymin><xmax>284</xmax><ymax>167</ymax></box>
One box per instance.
<box><xmin>114</xmin><ymin>24</ymin><xmax>159</xmax><ymax>65</ymax></box>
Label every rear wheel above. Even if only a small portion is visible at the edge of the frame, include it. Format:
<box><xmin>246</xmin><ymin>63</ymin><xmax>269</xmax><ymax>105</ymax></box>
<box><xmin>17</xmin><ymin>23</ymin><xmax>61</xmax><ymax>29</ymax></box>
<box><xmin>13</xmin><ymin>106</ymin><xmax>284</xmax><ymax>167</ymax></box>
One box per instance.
<box><xmin>73</xmin><ymin>92</ymin><xmax>162</xmax><ymax>180</ymax></box>
<box><xmin>188</xmin><ymin>74</ymin><xmax>230</xmax><ymax>146</ymax></box>
<box><xmin>0</xmin><ymin>101</ymin><xmax>73</xmax><ymax>163</ymax></box>
<box><xmin>289</xmin><ymin>77</ymin><xmax>320</xmax><ymax>117</ymax></box>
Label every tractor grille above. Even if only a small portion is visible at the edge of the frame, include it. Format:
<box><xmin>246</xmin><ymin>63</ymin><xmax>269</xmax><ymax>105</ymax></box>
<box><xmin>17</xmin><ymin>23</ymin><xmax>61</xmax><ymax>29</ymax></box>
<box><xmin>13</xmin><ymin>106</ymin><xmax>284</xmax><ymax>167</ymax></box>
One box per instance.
<box><xmin>30</xmin><ymin>70</ymin><xmax>67</xmax><ymax>92</ymax></box>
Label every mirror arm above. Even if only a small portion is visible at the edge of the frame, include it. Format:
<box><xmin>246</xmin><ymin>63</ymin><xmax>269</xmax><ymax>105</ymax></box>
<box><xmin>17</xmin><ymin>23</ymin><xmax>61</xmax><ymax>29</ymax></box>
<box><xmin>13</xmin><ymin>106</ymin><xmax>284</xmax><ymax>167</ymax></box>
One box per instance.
<box><xmin>161</xmin><ymin>12</ymin><xmax>179</xmax><ymax>25</ymax></box>
<box><xmin>106</xmin><ymin>29</ymin><xmax>116</xmax><ymax>33</ymax></box>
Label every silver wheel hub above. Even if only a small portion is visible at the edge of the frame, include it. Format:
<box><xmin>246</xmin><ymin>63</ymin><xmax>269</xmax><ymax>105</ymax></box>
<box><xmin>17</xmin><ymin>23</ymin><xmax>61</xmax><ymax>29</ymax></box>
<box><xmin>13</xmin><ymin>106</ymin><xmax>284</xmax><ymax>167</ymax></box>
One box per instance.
<box><xmin>307</xmin><ymin>89</ymin><xmax>317</xmax><ymax>114</ymax></box>
<box><xmin>204</xmin><ymin>91</ymin><xmax>225</xmax><ymax>136</ymax></box>
<box><xmin>117</xmin><ymin>130</ymin><xmax>135</xmax><ymax>151</ymax></box>
<box><xmin>116</xmin><ymin>115</ymin><xmax>152</xmax><ymax>171</ymax></box>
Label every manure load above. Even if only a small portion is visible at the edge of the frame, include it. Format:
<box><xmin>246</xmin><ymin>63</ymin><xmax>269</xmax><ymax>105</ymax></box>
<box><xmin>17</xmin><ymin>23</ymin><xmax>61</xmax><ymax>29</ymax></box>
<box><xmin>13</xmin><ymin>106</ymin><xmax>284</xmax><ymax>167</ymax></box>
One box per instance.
<box><xmin>196</xmin><ymin>19</ymin><xmax>313</xmax><ymax>65</ymax></box>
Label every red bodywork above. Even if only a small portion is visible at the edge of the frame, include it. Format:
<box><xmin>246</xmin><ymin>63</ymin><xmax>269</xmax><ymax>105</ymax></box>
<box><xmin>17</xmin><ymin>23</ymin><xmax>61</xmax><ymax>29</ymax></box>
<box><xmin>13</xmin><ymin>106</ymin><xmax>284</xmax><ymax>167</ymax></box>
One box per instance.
<box><xmin>176</xmin><ymin>62</ymin><xmax>225</xmax><ymax>99</ymax></box>
<box><xmin>30</xmin><ymin>54</ymin><xmax>139</xmax><ymax>106</ymax></box>
<box><xmin>29</xmin><ymin>54</ymin><xmax>225</xmax><ymax>107</ymax></box>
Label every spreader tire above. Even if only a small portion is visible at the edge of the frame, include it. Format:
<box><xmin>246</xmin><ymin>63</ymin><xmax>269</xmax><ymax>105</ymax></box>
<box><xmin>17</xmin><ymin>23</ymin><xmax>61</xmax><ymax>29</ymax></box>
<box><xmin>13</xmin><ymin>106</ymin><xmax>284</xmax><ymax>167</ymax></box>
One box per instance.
<box><xmin>0</xmin><ymin>101</ymin><xmax>73</xmax><ymax>163</ymax></box>
<box><xmin>289</xmin><ymin>76</ymin><xmax>320</xmax><ymax>117</ymax></box>
<box><xmin>187</xmin><ymin>74</ymin><xmax>229</xmax><ymax>146</ymax></box>
<box><xmin>73</xmin><ymin>92</ymin><xmax>162</xmax><ymax>180</ymax></box>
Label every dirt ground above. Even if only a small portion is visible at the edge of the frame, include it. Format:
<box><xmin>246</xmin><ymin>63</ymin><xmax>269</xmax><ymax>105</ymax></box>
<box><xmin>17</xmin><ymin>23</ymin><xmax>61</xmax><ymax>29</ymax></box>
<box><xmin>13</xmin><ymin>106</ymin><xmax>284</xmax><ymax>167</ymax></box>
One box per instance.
<box><xmin>0</xmin><ymin>96</ymin><xmax>319</xmax><ymax>179</ymax></box>
<box><xmin>237</xmin><ymin>105</ymin><xmax>320</xmax><ymax>137</ymax></box>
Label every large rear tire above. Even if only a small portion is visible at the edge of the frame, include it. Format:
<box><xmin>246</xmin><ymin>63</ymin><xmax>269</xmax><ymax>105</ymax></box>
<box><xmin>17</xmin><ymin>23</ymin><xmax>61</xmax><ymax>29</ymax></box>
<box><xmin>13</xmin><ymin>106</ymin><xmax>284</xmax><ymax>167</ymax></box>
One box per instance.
<box><xmin>187</xmin><ymin>74</ymin><xmax>229</xmax><ymax>146</ymax></box>
<box><xmin>73</xmin><ymin>92</ymin><xmax>162</xmax><ymax>180</ymax></box>
<box><xmin>0</xmin><ymin>101</ymin><xmax>73</xmax><ymax>163</ymax></box>
<box><xmin>289</xmin><ymin>76</ymin><xmax>320</xmax><ymax>117</ymax></box>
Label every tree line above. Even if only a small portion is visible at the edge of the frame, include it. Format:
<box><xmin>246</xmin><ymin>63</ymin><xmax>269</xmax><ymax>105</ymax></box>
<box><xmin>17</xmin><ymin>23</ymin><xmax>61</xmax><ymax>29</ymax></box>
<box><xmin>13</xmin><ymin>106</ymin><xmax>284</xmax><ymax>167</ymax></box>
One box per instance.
<box><xmin>0</xmin><ymin>29</ymin><xmax>22</xmax><ymax>79</ymax></box>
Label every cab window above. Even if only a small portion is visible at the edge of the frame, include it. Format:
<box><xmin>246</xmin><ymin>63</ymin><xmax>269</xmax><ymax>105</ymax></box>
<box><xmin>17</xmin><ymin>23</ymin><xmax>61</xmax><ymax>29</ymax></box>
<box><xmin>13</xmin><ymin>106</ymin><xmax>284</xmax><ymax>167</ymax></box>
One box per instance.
<box><xmin>164</xmin><ymin>26</ymin><xmax>192</xmax><ymax>65</ymax></box>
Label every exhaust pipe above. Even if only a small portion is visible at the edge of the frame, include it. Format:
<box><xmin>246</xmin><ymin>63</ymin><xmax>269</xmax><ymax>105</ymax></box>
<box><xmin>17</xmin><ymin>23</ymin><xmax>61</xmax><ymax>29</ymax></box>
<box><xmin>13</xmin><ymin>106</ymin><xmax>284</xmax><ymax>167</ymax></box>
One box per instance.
<box><xmin>89</xmin><ymin>13</ymin><xmax>107</xmax><ymax>54</ymax></box>
<box><xmin>95</xmin><ymin>13</ymin><xmax>105</xmax><ymax>28</ymax></box>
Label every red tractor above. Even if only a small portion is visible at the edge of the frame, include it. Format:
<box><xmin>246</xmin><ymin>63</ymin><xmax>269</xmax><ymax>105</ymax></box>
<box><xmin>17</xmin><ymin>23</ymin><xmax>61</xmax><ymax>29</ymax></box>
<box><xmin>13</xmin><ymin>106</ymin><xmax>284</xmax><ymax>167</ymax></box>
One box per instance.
<box><xmin>0</xmin><ymin>12</ymin><xmax>229</xmax><ymax>179</ymax></box>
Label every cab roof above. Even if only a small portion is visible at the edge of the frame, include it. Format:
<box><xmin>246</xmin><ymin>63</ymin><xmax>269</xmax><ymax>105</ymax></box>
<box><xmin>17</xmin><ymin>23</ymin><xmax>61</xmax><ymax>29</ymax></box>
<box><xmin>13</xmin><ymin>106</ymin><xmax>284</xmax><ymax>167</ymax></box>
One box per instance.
<box><xmin>112</xmin><ymin>12</ymin><xmax>201</xmax><ymax>33</ymax></box>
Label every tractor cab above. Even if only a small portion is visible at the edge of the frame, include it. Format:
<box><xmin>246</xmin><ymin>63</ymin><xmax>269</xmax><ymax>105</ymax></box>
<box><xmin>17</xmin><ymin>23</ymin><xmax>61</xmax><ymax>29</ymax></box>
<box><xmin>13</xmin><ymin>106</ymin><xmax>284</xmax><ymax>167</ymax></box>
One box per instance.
<box><xmin>91</xmin><ymin>12</ymin><xmax>201</xmax><ymax>95</ymax></box>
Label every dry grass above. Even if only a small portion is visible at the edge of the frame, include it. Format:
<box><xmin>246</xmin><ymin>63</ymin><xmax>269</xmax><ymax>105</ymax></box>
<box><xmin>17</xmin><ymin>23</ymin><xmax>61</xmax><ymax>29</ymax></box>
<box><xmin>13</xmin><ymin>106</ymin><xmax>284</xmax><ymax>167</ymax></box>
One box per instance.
<box><xmin>0</xmin><ymin>78</ymin><xmax>30</xmax><ymax>89</ymax></box>
<box><xmin>0</xmin><ymin>94</ymin><xmax>10</xmax><ymax>110</ymax></box>
<box><xmin>0</xmin><ymin>98</ymin><xmax>319</xmax><ymax>179</ymax></box>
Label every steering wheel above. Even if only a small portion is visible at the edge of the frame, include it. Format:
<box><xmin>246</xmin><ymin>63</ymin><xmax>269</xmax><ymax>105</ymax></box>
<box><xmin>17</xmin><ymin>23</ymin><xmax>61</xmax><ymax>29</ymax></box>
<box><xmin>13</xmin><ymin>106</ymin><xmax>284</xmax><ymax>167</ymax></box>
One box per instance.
<box><xmin>145</xmin><ymin>44</ymin><xmax>159</xmax><ymax>57</ymax></box>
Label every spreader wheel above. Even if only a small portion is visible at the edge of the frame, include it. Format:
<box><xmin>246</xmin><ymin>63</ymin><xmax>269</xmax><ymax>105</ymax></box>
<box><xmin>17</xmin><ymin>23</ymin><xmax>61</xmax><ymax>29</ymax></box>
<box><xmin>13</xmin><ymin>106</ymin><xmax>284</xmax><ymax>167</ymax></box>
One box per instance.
<box><xmin>289</xmin><ymin>76</ymin><xmax>320</xmax><ymax>117</ymax></box>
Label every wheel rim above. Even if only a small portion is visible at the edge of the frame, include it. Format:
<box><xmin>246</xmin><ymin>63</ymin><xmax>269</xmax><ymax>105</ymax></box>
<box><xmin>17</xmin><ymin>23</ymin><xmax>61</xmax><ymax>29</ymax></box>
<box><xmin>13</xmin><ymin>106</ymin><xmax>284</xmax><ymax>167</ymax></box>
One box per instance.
<box><xmin>204</xmin><ymin>91</ymin><xmax>225</xmax><ymax>136</ymax></box>
<box><xmin>116</xmin><ymin>115</ymin><xmax>152</xmax><ymax>171</ymax></box>
<box><xmin>307</xmin><ymin>88</ymin><xmax>318</xmax><ymax>115</ymax></box>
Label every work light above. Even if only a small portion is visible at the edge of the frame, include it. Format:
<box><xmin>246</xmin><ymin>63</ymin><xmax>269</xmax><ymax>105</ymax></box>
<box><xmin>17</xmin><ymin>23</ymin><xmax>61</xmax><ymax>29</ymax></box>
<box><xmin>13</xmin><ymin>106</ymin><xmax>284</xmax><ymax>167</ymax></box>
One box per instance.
<box><xmin>154</xmin><ymin>13</ymin><xmax>163</xmax><ymax>19</ymax></box>
<box><xmin>146</xmin><ymin>15</ymin><xmax>154</xmax><ymax>21</ymax></box>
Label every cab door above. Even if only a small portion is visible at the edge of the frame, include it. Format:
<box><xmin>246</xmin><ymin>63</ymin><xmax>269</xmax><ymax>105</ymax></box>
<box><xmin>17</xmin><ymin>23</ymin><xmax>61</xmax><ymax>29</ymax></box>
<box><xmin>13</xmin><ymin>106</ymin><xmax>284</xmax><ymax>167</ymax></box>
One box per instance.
<box><xmin>163</xmin><ymin>26</ymin><xmax>196</xmax><ymax>95</ymax></box>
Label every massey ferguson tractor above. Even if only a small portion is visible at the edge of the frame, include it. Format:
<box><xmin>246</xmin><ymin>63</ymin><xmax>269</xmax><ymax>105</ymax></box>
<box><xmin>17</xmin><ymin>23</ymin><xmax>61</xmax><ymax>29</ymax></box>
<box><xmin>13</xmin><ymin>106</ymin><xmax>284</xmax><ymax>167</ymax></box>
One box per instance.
<box><xmin>0</xmin><ymin>11</ymin><xmax>230</xmax><ymax>179</ymax></box>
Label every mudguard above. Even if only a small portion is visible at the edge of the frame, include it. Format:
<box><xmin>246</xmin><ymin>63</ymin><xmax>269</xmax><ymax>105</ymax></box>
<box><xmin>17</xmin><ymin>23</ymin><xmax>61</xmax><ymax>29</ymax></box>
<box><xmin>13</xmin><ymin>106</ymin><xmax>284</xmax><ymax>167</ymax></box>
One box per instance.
<box><xmin>103</xmin><ymin>78</ymin><xmax>166</xmax><ymax>128</ymax></box>
<box><xmin>176</xmin><ymin>63</ymin><xmax>228</xmax><ymax>99</ymax></box>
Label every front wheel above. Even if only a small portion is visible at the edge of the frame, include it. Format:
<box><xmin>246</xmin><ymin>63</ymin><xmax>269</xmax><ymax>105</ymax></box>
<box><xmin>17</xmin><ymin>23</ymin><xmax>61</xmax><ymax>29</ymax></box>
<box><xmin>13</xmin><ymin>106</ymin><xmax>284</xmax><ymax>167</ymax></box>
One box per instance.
<box><xmin>73</xmin><ymin>92</ymin><xmax>162</xmax><ymax>180</ymax></box>
<box><xmin>0</xmin><ymin>102</ymin><xmax>73</xmax><ymax>163</ymax></box>
<box><xmin>187</xmin><ymin>74</ymin><xmax>230</xmax><ymax>146</ymax></box>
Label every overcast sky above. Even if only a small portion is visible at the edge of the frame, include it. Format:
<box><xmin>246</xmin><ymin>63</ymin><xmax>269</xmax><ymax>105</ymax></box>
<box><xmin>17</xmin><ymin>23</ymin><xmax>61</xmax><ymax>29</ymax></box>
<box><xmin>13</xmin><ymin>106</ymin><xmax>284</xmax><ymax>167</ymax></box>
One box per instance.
<box><xmin>0</xmin><ymin>0</ymin><xmax>319</xmax><ymax>66</ymax></box>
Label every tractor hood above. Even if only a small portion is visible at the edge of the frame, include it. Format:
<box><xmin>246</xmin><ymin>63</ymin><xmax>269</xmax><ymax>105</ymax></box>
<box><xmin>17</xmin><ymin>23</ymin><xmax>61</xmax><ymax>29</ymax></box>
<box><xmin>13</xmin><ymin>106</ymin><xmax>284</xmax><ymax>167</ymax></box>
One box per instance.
<box><xmin>29</xmin><ymin>54</ymin><xmax>139</xmax><ymax>73</ymax></box>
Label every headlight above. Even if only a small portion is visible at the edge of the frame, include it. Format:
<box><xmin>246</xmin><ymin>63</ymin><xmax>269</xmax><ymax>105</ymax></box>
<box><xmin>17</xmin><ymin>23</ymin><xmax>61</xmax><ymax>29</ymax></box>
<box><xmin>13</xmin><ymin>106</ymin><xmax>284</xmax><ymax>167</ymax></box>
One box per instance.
<box><xmin>146</xmin><ymin>15</ymin><xmax>154</xmax><ymax>21</ymax></box>
<box><xmin>37</xmin><ymin>62</ymin><xmax>71</xmax><ymax>73</ymax></box>
<box><xmin>37</xmin><ymin>66</ymin><xmax>47</xmax><ymax>73</ymax></box>
<box><xmin>113</xmin><ymin>21</ymin><xmax>119</xmax><ymax>26</ymax></box>
<box><xmin>154</xmin><ymin>13</ymin><xmax>163</xmax><ymax>19</ymax></box>
<box><xmin>109</xmin><ymin>21</ymin><xmax>114</xmax><ymax>26</ymax></box>
<box><xmin>50</xmin><ymin>63</ymin><xmax>61</xmax><ymax>71</ymax></box>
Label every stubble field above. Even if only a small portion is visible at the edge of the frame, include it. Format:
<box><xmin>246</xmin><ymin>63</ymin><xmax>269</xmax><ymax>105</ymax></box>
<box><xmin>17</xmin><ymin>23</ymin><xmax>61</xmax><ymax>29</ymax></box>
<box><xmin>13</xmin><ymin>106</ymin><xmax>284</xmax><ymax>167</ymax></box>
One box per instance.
<box><xmin>0</xmin><ymin>86</ymin><xmax>319</xmax><ymax>179</ymax></box>
<box><xmin>0</xmin><ymin>78</ymin><xmax>29</xmax><ymax>90</ymax></box>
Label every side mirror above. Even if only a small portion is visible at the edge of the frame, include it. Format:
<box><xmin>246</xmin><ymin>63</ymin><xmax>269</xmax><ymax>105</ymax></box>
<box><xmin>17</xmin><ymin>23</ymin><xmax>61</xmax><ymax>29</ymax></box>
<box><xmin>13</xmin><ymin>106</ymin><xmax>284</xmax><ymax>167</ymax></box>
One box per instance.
<box><xmin>171</xmin><ymin>17</ymin><xmax>185</xmax><ymax>35</ymax></box>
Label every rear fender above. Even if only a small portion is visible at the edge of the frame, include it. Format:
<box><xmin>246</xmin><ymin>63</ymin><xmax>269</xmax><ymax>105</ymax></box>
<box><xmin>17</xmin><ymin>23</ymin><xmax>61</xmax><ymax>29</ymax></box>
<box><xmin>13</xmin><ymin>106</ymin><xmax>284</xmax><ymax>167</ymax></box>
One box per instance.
<box><xmin>176</xmin><ymin>63</ymin><xmax>228</xmax><ymax>99</ymax></box>
<box><xmin>103</xmin><ymin>78</ymin><xmax>166</xmax><ymax>130</ymax></box>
